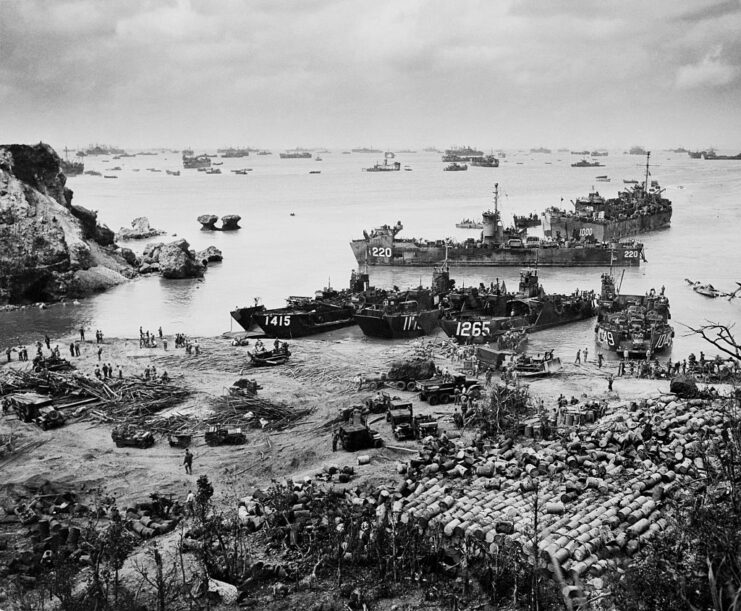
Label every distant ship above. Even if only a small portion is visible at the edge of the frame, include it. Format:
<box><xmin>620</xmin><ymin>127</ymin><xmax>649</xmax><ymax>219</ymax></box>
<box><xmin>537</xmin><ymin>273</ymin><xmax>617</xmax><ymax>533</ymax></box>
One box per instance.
<box><xmin>442</xmin><ymin>146</ymin><xmax>484</xmax><ymax>162</ymax></box>
<box><xmin>351</xmin><ymin>147</ymin><xmax>382</xmax><ymax>154</ymax></box>
<box><xmin>456</xmin><ymin>218</ymin><xmax>483</xmax><ymax>229</ymax></box>
<box><xmin>350</xmin><ymin>184</ymin><xmax>645</xmax><ymax>268</ymax></box>
<box><xmin>513</xmin><ymin>213</ymin><xmax>541</xmax><ymax>230</ymax></box>
<box><xmin>84</xmin><ymin>144</ymin><xmax>126</xmax><ymax>156</ymax></box>
<box><xmin>530</xmin><ymin>147</ymin><xmax>551</xmax><ymax>154</ymax></box>
<box><xmin>364</xmin><ymin>153</ymin><xmax>400</xmax><ymax>172</ymax></box>
<box><xmin>470</xmin><ymin>155</ymin><xmax>499</xmax><ymax>167</ymax></box>
<box><xmin>628</xmin><ymin>146</ymin><xmax>647</xmax><ymax>155</ymax></box>
<box><xmin>594</xmin><ymin>273</ymin><xmax>673</xmax><ymax>358</ymax></box>
<box><xmin>688</xmin><ymin>150</ymin><xmax>741</xmax><ymax>160</ymax></box>
<box><xmin>544</xmin><ymin>152</ymin><xmax>671</xmax><ymax>241</ymax></box>
<box><xmin>60</xmin><ymin>147</ymin><xmax>84</xmax><ymax>176</ymax></box>
<box><xmin>444</xmin><ymin>162</ymin><xmax>468</xmax><ymax>171</ymax></box>
<box><xmin>182</xmin><ymin>153</ymin><xmax>211</xmax><ymax>169</ymax></box>
<box><xmin>218</xmin><ymin>147</ymin><xmax>250</xmax><ymax>158</ymax></box>
<box><xmin>571</xmin><ymin>159</ymin><xmax>604</xmax><ymax>167</ymax></box>
<box><xmin>280</xmin><ymin>149</ymin><xmax>312</xmax><ymax>159</ymax></box>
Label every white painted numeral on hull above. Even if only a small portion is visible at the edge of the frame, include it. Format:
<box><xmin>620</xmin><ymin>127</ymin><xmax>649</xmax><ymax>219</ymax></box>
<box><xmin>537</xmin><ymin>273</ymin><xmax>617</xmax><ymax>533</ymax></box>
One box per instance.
<box><xmin>371</xmin><ymin>247</ymin><xmax>392</xmax><ymax>257</ymax></box>
<box><xmin>455</xmin><ymin>321</ymin><xmax>491</xmax><ymax>337</ymax></box>
<box><xmin>267</xmin><ymin>315</ymin><xmax>291</xmax><ymax>326</ymax></box>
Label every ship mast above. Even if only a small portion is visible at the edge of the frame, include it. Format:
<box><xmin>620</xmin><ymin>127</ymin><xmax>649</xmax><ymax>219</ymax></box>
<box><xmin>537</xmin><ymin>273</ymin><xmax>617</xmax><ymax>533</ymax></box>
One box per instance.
<box><xmin>643</xmin><ymin>151</ymin><xmax>651</xmax><ymax>196</ymax></box>
<box><xmin>493</xmin><ymin>183</ymin><xmax>499</xmax><ymax>216</ymax></box>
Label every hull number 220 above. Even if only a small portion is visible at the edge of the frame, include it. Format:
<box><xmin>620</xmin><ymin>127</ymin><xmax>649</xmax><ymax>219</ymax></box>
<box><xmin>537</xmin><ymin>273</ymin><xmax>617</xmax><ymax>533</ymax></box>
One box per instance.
<box><xmin>371</xmin><ymin>247</ymin><xmax>392</xmax><ymax>257</ymax></box>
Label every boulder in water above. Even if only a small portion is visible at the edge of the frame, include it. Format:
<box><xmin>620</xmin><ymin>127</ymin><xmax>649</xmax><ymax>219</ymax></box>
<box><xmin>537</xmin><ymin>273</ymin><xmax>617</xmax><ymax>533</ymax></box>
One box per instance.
<box><xmin>158</xmin><ymin>240</ymin><xmax>204</xmax><ymax>279</ymax></box>
<box><xmin>221</xmin><ymin>214</ymin><xmax>241</xmax><ymax>230</ymax></box>
<box><xmin>198</xmin><ymin>214</ymin><xmax>218</xmax><ymax>230</ymax></box>
<box><xmin>116</xmin><ymin>216</ymin><xmax>165</xmax><ymax>240</ymax></box>
<box><xmin>196</xmin><ymin>246</ymin><xmax>223</xmax><ymax>265</ymax></box>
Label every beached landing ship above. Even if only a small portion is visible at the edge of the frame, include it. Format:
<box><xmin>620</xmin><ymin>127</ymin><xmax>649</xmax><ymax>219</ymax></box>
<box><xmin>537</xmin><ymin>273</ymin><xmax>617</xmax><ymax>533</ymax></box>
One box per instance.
<box><xmin>354</xmin><ymin>265</ymin><xmax>452</xmax><ymax>339</ymax></box>
<box><xmin>350</xmin><ymin>184</ymin><xmax>645</xmax><ymax>267</ymax></box>
<box><xmin>439</xmin><ymin>269</ymin><xmax>596</xmax><ymax>343</ymax></box>
<box><xmin>594</xmin><ymin>273</ymin><xmax>673</xmax><ymax>358</ymax></box>
<box><xmin>253</xmin><ymin>287</ymin><xmax>357</xmax><ymax>339</ymax></box>
<box><xmin>543</xmin><ymin>153</ymin><xmax>672</xmax><ymax>242</ymax></box>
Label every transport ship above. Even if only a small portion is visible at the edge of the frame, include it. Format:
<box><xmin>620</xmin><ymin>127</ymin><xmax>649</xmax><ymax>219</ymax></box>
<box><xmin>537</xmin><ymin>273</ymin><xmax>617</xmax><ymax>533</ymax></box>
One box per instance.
<box><xmin>594</xmin><ymin>272</ymin><xmax>673</xmax><ymax>358</ymax></box>
<box><xmin>439</xmin><ymin>269</ymin><xmax>595</xmax><ymax>343</ymax></box>
<box><xmin>350</xmin><ymin>184</ymin><xmax>645</xmax><ymax>267</ymax></box>
<box><xmin>354</xmin><ymin>265</ymin><xmax>452</xmax><ymax>339</ymax></box>
<box><xmin>543</xmin><ymin>153</ymin><xmax>672</xmax><ymax>241</ymax></box>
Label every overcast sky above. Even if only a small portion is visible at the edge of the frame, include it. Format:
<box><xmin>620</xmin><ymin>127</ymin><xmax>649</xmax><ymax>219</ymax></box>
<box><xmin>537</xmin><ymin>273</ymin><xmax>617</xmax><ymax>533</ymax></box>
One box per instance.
<box><xmin>1</xmin><ymin>0</ymin><xmax>740</xmax><ymax>150</ymax></box>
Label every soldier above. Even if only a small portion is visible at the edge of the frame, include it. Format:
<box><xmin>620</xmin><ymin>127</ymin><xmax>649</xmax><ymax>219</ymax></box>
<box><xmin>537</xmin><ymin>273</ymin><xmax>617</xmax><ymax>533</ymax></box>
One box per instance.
<box><xmin>183</xmin><ymin>449</ymin><xmax>193</xmax><ymax>474</ymax></box>
<box><xmin>608</xmin><ymin>374</ymin><xmax>614</xmax><ymax>392</ymax></box>
<box><xmin>485</xmin><ymin>367</ymin><xmax>493</xmax><ymax>386</ymax></box>
<box><xmin>575</xmin><ymin>349</ymin><xmax>581</xmax><ymax>364</ymax></box>
<box><xmin>597</xmin><ymin>353</ymin><xmax>604</xmax><ymax>368</ymax></box>
<box><xmin>69</xmin><ymin>342</ymin><xmax>75</xmax><ymax>357</ymax></box>
<box><xmin>332</xmin><ymin>430</ymin><xmax>339</xmax><ymax>452</ymax></box>
<box><xmin>79</xmin><ymin>326</ymin><xmax>85</xmax><ymax>341</ymax></box>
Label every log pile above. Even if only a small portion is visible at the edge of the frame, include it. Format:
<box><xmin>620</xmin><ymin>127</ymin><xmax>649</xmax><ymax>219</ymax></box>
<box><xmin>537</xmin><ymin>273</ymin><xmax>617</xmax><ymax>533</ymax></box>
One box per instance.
<box><xmin>207</xmin><ymin>394</ymin><xmax>314</xmax><ymax>430</ymax></box>
<box><xmin>398</xmin><ymin>393</ymin><xmax>732</xmax><ymax>582</ymax></box>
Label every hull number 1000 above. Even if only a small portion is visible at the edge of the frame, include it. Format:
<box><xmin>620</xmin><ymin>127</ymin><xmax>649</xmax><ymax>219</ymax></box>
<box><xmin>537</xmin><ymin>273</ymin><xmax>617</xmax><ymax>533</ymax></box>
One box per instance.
<box><xmin>371</xmin><ymin>247</ymin><xmax>392</xmax><ymax>257</ymax></box>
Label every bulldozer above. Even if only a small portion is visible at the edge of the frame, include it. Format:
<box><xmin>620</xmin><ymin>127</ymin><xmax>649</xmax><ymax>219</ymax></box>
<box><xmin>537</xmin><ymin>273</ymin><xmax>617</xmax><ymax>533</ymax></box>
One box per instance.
<box><xmin>205</xmin><ymin>427</ymin><xmax>246</xmax><ymax>446</ymax></box>
<box><xmin>111</xmin><ymin>425</ymin><xmax>155</xmax><ymax>448</ymax></box>
<box><xmin>338</xmin><ymin>423</ymin><xmax>383</xmax><ymax>451</ymax></box>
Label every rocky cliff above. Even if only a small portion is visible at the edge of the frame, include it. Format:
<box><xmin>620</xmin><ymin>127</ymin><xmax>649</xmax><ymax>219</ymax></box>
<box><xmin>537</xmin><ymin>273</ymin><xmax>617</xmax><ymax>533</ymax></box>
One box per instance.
<box><xmin>0</xmin><ymin>143</ymin><xmax>137</xmax><ymax>304</ymax></box>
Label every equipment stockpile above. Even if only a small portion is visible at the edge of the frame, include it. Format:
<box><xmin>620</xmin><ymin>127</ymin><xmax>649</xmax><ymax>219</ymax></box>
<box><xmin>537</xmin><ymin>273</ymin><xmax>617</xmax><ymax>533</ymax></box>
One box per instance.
<box><xmin>400</xmin><ymin>392</ymin><xmax>733</xmax><ymax>585</ymax></box>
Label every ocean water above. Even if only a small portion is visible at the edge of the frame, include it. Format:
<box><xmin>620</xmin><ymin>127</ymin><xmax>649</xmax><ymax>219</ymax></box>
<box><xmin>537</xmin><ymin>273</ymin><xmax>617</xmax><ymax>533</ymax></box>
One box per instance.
<box><xmin>1</xmin><ymin>149</ymin><xmax>740</xmax><ymax>362</ymax></box>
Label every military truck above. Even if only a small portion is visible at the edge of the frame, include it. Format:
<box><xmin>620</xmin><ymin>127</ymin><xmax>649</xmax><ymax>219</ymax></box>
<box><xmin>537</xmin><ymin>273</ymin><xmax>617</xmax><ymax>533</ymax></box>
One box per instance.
<box><xmin>4</xmin><ymin>393</ymin><xmax>66</xmax><ymax>430</ymax></box>
<box><xmin>111</xmin><ymin>425</ymin><xmax>155</xmax><ymax>448</ymax></box>
<box><xmin>205</xmin><ymin>427</ymin><xmax>246</xmax><ymax>446</ymax></box>
<box><xmin>416</xmin><ymin>374</ymin><xmax>482</xmax><ymax>405</ymax></box>
<box><xmin>386</xmin><ymin>403</ymin><xmax>415</xmax><ymax>440</ymax></box>
<box><xmin>413</xmin><ymin>415</ymin><xmax>439</xmax><ymax>438</ymax></box>
<box><xmin>338</xmin><ymin>422</ymin><xmax>383</xmax><ymax>451</ymax></box>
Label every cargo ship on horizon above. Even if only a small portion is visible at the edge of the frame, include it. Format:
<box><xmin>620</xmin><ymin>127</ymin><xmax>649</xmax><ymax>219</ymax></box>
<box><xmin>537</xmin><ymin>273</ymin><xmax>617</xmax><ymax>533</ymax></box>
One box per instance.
<box><xmin>350</xmin><ymin>184</ymin><xmax>645</xmax><ymax>268</ymax></box>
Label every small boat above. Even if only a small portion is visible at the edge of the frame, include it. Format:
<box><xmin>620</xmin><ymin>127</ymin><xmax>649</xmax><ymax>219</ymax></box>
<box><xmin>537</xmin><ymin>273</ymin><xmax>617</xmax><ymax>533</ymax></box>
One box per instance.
<box><xmin>309</xmin><ymin>170</ymin><xmax>321</xmax><ymax>174</ymax></box>
<box><xmin>249</xmin><ymin>348</ymin><xmax>291</xmax><ymax>366</ymax></box>
<box><xmin>685</xmin><ymin>278</ymin><xmax>723</xmax><ymax>298</ymax></box>
<box><xmin>290</xmin><ymin>212</ymin><xmax>295</xmax><ymax>216</ymax></box>
<box><xmin>213</xmin><ymin>161</ymin><xmax>223</xmax><ymax>166</ymax></box>
<box><xmin>595</xmin><ymin>175</ymin><xmax>610</xmax><ymax>182</ymax></box>
<box><xmin>103</xmin><ymin>175</ymin><xmax>118</xmax><ymax>179</ymax></box>
<box><xmin>166</xmin><ymin>170</ymin><xmax>180</xmax><ymax>176</ymax></box>
<box><xmin>232</xmin><ymin>168</ymin><xmax>250</xmax><ymax>175</ymax></box>
<box><xmin>444</xmin><ymin>163</ymin><xmax>468</xmax><ymax>171</ymax></box>
<box><xmin>623</xmin><ymin>179</ymin><xmax>639</xmax><ymax>184</ymax></box>
<box><xmin>205</xmin><ymin>168</ymin><xmax>222</xmax><ymax>174</ymax></box>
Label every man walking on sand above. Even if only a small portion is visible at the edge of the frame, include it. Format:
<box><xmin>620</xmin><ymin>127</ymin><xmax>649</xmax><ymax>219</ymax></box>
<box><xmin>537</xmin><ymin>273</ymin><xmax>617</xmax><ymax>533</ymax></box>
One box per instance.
<box><xmin>575</xmin><ymin>349</ymin><xmax>581</xmax><ymax>364</ymax></box>
<box><xmin>183</xmin><ymin>449</ymin><xmax>193</xmax><ymax>475</ymax></box>
<box><xmin>608</xmin><ymin>374</ymin><xmax>614</xmax><ymax>392</ymax></box>
<box><xmin>79</xmin><ymin>326</ymin><xmax>85</xmax><ymax>341</ymax></box>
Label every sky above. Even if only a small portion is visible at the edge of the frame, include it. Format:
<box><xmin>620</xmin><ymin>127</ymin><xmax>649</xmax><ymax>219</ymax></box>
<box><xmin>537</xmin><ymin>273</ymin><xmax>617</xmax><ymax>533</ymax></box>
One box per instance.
<box><xmin>1</xmin><ymin>0</ymin><xmax>740</xmax><ymax>150</ymax></box>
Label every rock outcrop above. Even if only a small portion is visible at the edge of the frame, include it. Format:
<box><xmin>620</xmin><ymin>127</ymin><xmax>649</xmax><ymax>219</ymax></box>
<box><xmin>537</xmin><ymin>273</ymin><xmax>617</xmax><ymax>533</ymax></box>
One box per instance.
<box><xmin>220</xmin><ymin>215</ymin><xmax>241</xmax><ymax>230</ymax></box>
<box><xmin>139</xmin><ymin>239</ymin><xmax>206</xmax><ymax>279</ymax></box>
<box><xmin>0</xmin><ymin>143</ymin><xmax>136</xmax><ymax>304</ymax></box>
<box><xmin>198</xmin><ymin>214</ymin><xmax>218</xmax><ymax>230</ymax></box>
<box><xmin>196</xmin><ymin>246</ymin><xmax>223</xmax><ymax>265</ymax></box>
<box><xmin>116</xmin><ymin>217</ymin><xmax>166</xmax><ymax>240</ymax></box>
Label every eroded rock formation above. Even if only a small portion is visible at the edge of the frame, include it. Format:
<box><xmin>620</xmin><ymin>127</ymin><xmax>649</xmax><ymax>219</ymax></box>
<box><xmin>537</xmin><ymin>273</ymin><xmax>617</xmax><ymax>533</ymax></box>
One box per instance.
<box><xmin>198</xmin><ymin>214</ymin><xmax>218</xmax><ymax>230</ymax></box>
<box><xmin>116</xmin><ymin>217</ymin><xmax>166</xmax><ymax>240</ymax></box>
<box><xmin>220</xmin><ymin>214</ymin><xmax>241</xmax><ymax>230</ymax></box>
<box><xmin>0</xmin><ymin>143</ymin><xmax>136</xmax><ymax>304</ymax></box>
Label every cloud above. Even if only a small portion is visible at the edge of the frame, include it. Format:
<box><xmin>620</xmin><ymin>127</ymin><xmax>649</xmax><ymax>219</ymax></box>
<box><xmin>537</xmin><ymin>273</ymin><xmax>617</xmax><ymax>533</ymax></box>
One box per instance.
<box><xmin>675</xmin><ymin>47</ymin><xmax>738</xmax><ymax>89</ymax></box>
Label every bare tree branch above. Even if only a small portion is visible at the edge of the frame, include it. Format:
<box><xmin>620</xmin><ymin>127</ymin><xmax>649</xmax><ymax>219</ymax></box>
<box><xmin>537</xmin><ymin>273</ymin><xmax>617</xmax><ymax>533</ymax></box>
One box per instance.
<box><xmin>681</xmin><ymin>321</ymin><xmax>741</xmax><ymax>360</ymax></box>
